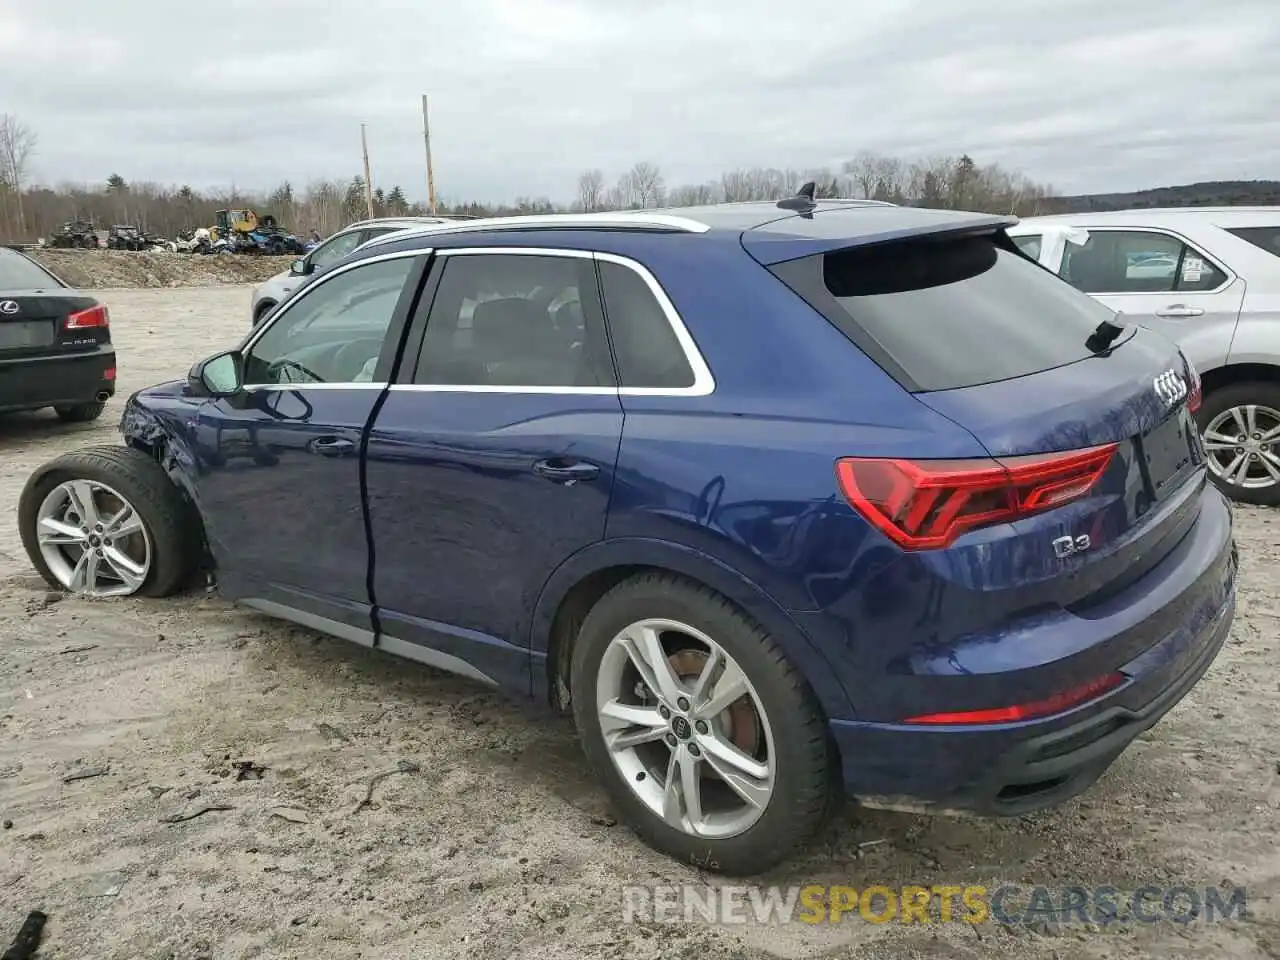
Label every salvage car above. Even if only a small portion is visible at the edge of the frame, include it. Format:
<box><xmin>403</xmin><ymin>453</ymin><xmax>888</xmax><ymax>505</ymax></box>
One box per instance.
<box><xmin>0</xmin><ymin>246</ymin><xmax>114</xmax><ymax>421</ymax></box>
<box><xmin>1009</xmin><ymin>207</ymin><xmax>1280</xmax><ymax>505</ymax></box>
<box><xmin>18</xmin><ymin>199</ymin><xmax>1236</xmax><ymax>874</ymax></box>
<box><xmin>248</xmin><ymin>217</ymin><xmax>456</xmax><ymax>326</ymax></box>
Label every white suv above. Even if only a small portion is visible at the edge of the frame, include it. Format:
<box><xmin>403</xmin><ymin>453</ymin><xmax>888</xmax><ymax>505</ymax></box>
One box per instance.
<box><xmin>249</xmin><ymin>217</ymin><xmax>456</xmax><ymax>326</ymax></box>
<box><xmin>1009</xmin><ymin>207</ymin><xmax>1280</xmax><ymax>505</ymax></box>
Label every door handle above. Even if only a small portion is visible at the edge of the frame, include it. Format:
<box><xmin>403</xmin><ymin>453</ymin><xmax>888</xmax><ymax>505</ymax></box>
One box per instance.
<box><xmin>1155</xmin><ymin>305</ymin><xmax>1205</xmax><ymax>318</ymax></box>
<box><xmin>309</xmin><ymin>436</ymin><xmax>355</xmax><ymax>457</ymax></box>
<box><xmin>532</xmin><ymin>458</ymin><xmax>600</xmax><ymax>484</ymax></box>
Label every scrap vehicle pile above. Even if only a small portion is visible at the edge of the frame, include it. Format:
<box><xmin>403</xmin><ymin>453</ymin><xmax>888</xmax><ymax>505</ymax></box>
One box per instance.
<box><xmin>46</xmin><ymin>219</ymin><xmax>100</xmax><ymax>248</ymax></box>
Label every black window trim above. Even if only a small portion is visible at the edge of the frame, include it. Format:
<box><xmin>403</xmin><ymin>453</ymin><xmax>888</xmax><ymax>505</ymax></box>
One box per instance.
<box><xmin>239</xmin><ymin>248</ymin><xmax>430</xmax><ymax>391</ymax></box>
<box><xmin>1060</xmin><ymin>226</ymin><xmax>1234</xmax><ymax>296</ymax></box>
<box><xmin>389</xmin><ymin>246</ymin><xmax>716</xmax><ymax>397</ymax></box>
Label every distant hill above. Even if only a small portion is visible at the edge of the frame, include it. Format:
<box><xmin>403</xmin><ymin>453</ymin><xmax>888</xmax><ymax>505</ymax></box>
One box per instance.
<box><xmin>1049</xmin><ymin>180</ymin><xmax>1280</xmax><ymax>213</ymax></box>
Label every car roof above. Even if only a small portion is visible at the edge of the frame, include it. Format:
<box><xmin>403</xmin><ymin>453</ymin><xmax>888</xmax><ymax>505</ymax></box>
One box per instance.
<box><xmin>1017</xmin><ymin>206</ymin><xmax>1280</xmax><ymax>229</ymax></box>
<box><xmin>357</xmin><ymin>201</ymin><xmax>1018</xmax><ymax>266</ymax></box>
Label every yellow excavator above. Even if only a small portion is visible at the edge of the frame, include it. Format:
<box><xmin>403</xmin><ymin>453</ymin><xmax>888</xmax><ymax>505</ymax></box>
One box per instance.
<box><xmin>208</xmin><ymin>209</ymin><xmax>259</xmax><ymax>244</ymax></box>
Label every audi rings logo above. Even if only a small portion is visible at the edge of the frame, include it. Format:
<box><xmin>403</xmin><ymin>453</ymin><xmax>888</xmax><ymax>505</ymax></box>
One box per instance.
<box><xmin>1153</xmin><ymin>369</ymin><xmax>1187</xmax><ymax>408</ymax></box>
<box><xmin>0</xmin><ymin>300</ymin><xmax>18</xmax><ymax>315</ymax></box>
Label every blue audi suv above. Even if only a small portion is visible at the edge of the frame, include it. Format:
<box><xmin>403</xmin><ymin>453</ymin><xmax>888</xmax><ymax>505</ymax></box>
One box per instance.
<box><xmin>18</xmin><ymin>192</ymin><xmax>1237</xmax><ymax>874</ymax></box>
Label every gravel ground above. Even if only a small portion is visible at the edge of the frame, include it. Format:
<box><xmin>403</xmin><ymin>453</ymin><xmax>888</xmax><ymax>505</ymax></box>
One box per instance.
<box><xmin>0</xmin><ymin>287</ymin><xmax>1277</xmax><ymax>960</ymax></box>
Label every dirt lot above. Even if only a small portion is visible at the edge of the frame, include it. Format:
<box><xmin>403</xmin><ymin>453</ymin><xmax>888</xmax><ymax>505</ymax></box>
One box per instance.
<box><xmin>28</xmin><ymin>250</ymin><xmax>293</xmax><ymax>289</ymax></box>
<box><xmin>0</xmin><ymin>287</ymin><xmax>1277</xmax><ymax>960</ymax></box>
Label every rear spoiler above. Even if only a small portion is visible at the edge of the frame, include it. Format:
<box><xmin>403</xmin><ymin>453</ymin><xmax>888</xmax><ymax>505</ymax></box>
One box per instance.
<box><xmin>741</xmin><ymin>208</ymin><xmax>1018</xmax><ymax>266</ymax></box>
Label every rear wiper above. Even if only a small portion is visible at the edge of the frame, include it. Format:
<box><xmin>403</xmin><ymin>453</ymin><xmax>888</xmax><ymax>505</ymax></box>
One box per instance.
<box><xmin>1086</xmin><ymin>312</ymin><xmax>1127</xmax><ymax>354</ymax></box>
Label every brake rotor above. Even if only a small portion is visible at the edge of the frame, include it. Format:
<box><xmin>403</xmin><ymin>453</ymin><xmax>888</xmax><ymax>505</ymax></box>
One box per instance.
<box><xmin>667</xmin><ymin>649</ymin><xmax>760</xmax><ymax>757</ymax></box>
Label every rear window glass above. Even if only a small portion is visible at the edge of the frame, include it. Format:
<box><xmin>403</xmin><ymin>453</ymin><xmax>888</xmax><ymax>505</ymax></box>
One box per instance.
<box><xmin>1225</xmin><ymin>226</ymin><xmax>1280</xmax><ymax>259</ymax></box>
<box><xmin>0</xmin><ymin>250</ymin><xmax>61</xmax><ymax>289</ymax></box>
<box><xmin>774</xmin><ymin>235</ymin><xmax>1118</xmax><ymax>392</ymax></box>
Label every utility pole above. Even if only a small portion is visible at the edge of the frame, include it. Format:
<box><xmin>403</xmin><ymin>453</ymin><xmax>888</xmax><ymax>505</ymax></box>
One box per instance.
<box><xmin>422</xmin><ymin>95</ymin><xmax>437</xmax><ymax>215</ymax></box>
<box><xmin>360</xmin><ymin>123</ymin><xmax>375</xmax><ymax>219</ymax></box>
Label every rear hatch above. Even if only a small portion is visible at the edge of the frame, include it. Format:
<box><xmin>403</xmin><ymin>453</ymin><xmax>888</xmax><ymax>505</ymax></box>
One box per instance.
<box><xmin>766</xmin><ymin>225</ymin><xmax>1208</xmax><ymax>617</ymax></box>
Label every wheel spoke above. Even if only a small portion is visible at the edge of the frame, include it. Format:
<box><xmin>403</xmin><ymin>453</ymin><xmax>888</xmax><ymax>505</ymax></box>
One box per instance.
<box><xmin>1261</xmin><ymin>451</ymin><xmax>1280</xmax><ymax>483</ymax></box>
<box><xmin>69</xmin><ymin>549</ymin><xmax>101</xmax><ymax>593</ymax></box>
<box><xmin>698</xmin><ymin>734</ymin><xmax>771</xmax><ymax>810</ymax></box>
<box><xmin>689</xmin><ymin>646</ymin><xmax>722</xmax><ymax>706</ymax></box>
<box><xmin>65</xmin><ymin>481</ymin><xmax>100</xmax><ymax>527</ymax></box>
<box><xmin>695</xmin><ymin>659</ymin><xmax>749</xmax><ymax>721</ymax></box>
<box><xmin>1260</xmin><ymin>424</ymin><xmax>1280</xmax><ymax>443</ymax></box>
<box><xmin>662</xmin><ymin>747</ymin><xmax>703</xmax><ymax>834</ymax></box>
<box><xmin>620</xmin><ymin>624</ymin><xmax>684</xmax><ymax>705</ymax></box>
<box><xmin>1203</xmin><ymin>430</ymin><xmax>1237</xmax><ymax>447</ymax></box>
<box><xmin>1221</xmin><ymin>453</ymin><xmax>1246</xmax><ymax>483</ymax></box>
<box><xmin>599</xmin><ymin>699</ymin><xmax>667</xmax><ymax>751</ymax></box>
<box><xmin>38</xmin><ymin>517</ymin><xmax>83</xmax><ymax>546</ymax></box>
<box><xmin>105</xmin><ymin>505</ymin><xmax>144</xmax><ymax>538</ymax></box>
<box><xmin>1230</xmin><ymin>407</ymin><xmax>1250</xmax><ymax>438</ymax></box>
<box><xmin>102</xmin><ymin>546</ymin><xmax>146</xmax><ymax>590</ymax></box>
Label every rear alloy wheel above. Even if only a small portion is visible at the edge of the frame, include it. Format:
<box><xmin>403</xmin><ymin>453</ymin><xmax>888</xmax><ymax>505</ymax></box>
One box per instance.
<box><xmin>571</xmin><ymin>574</ymin><xmax>831</xmax><ymax>875</ymax></box>
<box><xmin>19</xmin><ymin>446</ymin><xmax>194</xmax><ymax>598</ymax></box>
<box><xmin>1199</xmin><ymin>382</ymin><xmax>1280</xmax><ymax>506</ymax></box>
<box><xmin>54</xmin><ymin>402</ymin><xmax>105</xmax><ymax>423</ymax></box>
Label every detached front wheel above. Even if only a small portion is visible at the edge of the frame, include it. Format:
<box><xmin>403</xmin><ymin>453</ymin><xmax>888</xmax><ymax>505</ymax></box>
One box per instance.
<box><xmin>18</xmin><ymin>446</ymin><xmax>194</xmax><ymax>598</ymax></box>
<box><xmin>571</xmin><ymin>573</ymin><xmax>831</xmax><ymax>875</ymax></box>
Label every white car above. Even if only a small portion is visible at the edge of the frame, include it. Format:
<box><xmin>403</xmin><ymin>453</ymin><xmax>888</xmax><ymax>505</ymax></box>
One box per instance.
<box><xmin>1008</xmin><ymin>207</ymin><xmax>1280</xmax><ymax>505</ymax></box>
<box><xmin>249</xmin><ymin>217</ymin><xmax>456</xmax><ymax>326</ymax></box>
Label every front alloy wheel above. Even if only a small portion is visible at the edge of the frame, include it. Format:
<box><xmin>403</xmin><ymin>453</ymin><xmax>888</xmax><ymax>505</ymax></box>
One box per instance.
<box><xmin>35</xmin><ymin>479</ymin><xmax>151</xmax><ymax>596</ymax></box>
<box><xmin>1202</xmin><ymin>403</ymin><xmax>1280</xmax><ymax>492</ymax></box>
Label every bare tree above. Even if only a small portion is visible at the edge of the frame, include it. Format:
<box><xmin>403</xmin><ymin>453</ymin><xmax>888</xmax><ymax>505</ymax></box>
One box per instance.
<box><xmin>576</xmin><ymin>169</ymin><xmax>606</xmax><ymax>212</ymax></box>
<box><xmin>622</xmin><ymin>162</ymin><xmax>664</xmax><ymax>208</ymax></box>
<box><xmin>0</xmin><ymin>114</ymin><xmax>37</xmax><ymax>237</ymax></box>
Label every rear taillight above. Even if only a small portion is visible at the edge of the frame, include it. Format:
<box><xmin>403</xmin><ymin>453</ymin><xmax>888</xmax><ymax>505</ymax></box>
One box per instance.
<box><xmin>1185</xmin><ymin>358</ymin><xmax>1202</xmax><ymax>414</ymax></box>
<box><xmin>66</xmin><ymin>305</ymin><xmax>109</xmax><ymax>330</ymax></box>
<box><xmin>835</xmin><ymin>444</ymin><xmax>1118</xmax><ymax>550</ymax></box>
<box><xmin>903</xmin><ymin>671</ymin><xmax>1125</xmax><ymax>725</ymax></box>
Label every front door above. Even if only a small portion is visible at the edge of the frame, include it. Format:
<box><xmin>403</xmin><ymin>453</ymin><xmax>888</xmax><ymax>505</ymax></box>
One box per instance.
<box><xmin>363</xmin><ymin>249</ymin><xmax>623</xmax><ymax>690</ymax></box>
<box><xmin>1057</xmin><ymin>227</ymin><xmax>1245</xmax><ymax>371</ymax></box>
<box><xmin>190</xmin><ymin>252</ymin><xmax>425</xmax><ymax>639</ymax></box>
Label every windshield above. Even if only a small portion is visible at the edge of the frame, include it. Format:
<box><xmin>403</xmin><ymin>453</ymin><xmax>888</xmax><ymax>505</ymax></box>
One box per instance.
<box><xmin>0</xmin><ymin>251</ymin><xmax>61</xmax><ymax>290</ymax></box>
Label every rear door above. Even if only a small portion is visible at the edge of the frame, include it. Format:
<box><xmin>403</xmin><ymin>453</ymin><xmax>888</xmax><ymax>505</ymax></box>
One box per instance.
<box><xmin>363</xmin><ymin>248</ymin><xmax>622</xmax><ymax>690</ymax></box>
<box><xmin>1056</xmin><ymin>227</ymin><xmax>1245</xmax><ymax>371</ymax></box>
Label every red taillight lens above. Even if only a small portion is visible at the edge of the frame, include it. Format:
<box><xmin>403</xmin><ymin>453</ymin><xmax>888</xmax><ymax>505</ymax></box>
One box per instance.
<box><xmin>66</xmin><ymin>305</ymin><xmax>109</xmax><ymax>330</ymax></box>
<box><xmin>103</xmin><ymin>367</ymin><xmax>116</xmax><ymax>381</ymax></box>
<box><xmin>835</xmin><ymin>444</ymin><xmax>1117</xmax><ymax>550</ymax></box>
<box><xmin>1185</xmin><ymin>359</ymin><xmax>1202</xmax><ymax>414</ymax></box>
<box><xmin>903</xmin><ymin>671</ymin><xmax>1125</xmax><ymax>725</ymax></box>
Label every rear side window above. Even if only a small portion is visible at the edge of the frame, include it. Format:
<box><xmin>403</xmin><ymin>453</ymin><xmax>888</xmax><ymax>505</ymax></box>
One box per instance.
<box><xmin>771</xmin><ymin>234</ymin><xmax>1118</xmax><ymax>392</ymax></box>
<box><xmin>0</xmin><ymin>250</ymin><xmax>61</xmax><ymax>289</ymax></box>
<box><xmin>598</xmin><ymin>260</ymin><xmax>695</xmax><ymax>389</ymax></box>
<box><xmin>1226</xmin><ymin>226</ymin><xmax>1280</xmax><ymax>259</ymax></box>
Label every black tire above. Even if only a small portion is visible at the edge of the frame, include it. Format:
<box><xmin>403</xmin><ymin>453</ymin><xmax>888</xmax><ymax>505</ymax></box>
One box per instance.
<box><xmin>18</xmin><ymin>445</ymin><xmax>195</xmax><ymax>598</ymax></box>
<box><xmin>570</xmin><ymin>572</ymin><xmax>831</xmax><ymax>875</ymax></box>
<box><xmin>253</xmin><ymin>301</ymin><xmax>276</xmax><ymax>326</ymax></box>
<box><xmin>1197</xmin><ymin>381</ymin><xmax>1280</xmax><ymax>507</ymax></box>
<box><xmin>54</xmin><ymin>401</ymin><xmax>105</xmax><ymax>423</ymax></box>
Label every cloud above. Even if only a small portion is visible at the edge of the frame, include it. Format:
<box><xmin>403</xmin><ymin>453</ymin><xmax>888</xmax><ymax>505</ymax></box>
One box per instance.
<box><xmin>1</xmin><ymin>0</ymin><xmax>1276</xmax><ymax>202</ymax></box>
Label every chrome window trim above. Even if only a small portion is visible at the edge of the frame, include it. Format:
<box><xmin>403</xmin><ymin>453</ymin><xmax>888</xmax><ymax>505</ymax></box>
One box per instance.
<box><xmin>388</xmin><ymin>246</ymin><xmax>716</xmax><ymax>398</ymax></box>
<box><xmin>361</xmin><ymin>212</ymin><xmax>710</xmax><ymax>250</ymax></box>
<box><xmin>240</xmin><ymin>248</ymin><xmax>429</xmax><ymax>390</ymax></box>
<box><xmin>1061</xmin><ymin>225</ymin><xmax>1236</xmax><ymax>296</ymax></box>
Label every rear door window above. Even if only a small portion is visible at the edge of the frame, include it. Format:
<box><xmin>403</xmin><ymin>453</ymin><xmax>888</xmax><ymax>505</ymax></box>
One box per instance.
<box><xmin>1060</xmin><ymin>230</ymin><xmax>1227</xmax><ymax>294</ymax></box>
<box><xmin>1011</xmin><ymin>234</ymin><xmax>1042</xmax><ymax>260</ymax></box>
<box><xmin>770</xmin><ymin>234</ymin><xmax>1119</xmax><ymax>392</ymax></box>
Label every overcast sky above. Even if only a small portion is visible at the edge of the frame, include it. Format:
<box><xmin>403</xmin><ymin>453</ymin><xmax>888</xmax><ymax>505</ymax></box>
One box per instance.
<box><xmin>2</xmin><ymin>0</ymin><xmax>1277</xmax><ymax>203</ymax></box>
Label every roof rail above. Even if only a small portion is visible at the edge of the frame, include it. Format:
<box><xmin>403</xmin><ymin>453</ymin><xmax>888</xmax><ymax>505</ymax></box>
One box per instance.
<box><xmin>362</xmin><ymin>211</ymin><xmax>710</xmax><ymax>248</ymax></box>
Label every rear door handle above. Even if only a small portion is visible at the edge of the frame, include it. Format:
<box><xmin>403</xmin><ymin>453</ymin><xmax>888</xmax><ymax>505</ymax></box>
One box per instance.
<box><xmin>1155</xmin><ymin>305</ymin><xmax>1205</xmax><ymax>318</ymax></box>
<box><xmin>532</xmin><ymin>458</ymin><xmax>600</xmax><ymax>484</ymax></box>
<box><xmin>309</xmin><ymin>436</ymin><xmax>355</xmax><ymax>457</ymax></box>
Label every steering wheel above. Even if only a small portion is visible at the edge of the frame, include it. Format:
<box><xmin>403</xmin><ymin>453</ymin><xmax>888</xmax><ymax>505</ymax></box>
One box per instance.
<box><xmin>332</xmin><ymin>338</ymin><xmax>385</xmax><ymax>381</ymax></box>
<box><xmin>266</xmin><ymin>357</ymin><xmax>324</xmax><ymax>384</ymax></box>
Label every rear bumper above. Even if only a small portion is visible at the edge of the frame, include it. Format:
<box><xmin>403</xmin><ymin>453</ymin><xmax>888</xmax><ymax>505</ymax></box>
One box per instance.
<box><xmin>0</xmin><ymin>347</ymin><xmax>116</xmax><ymax>413</ymax></box>
<box><xmin>827</xmin><ymin>488</ymin><xmax>1237</xmax><ymax>814</ymax></box>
